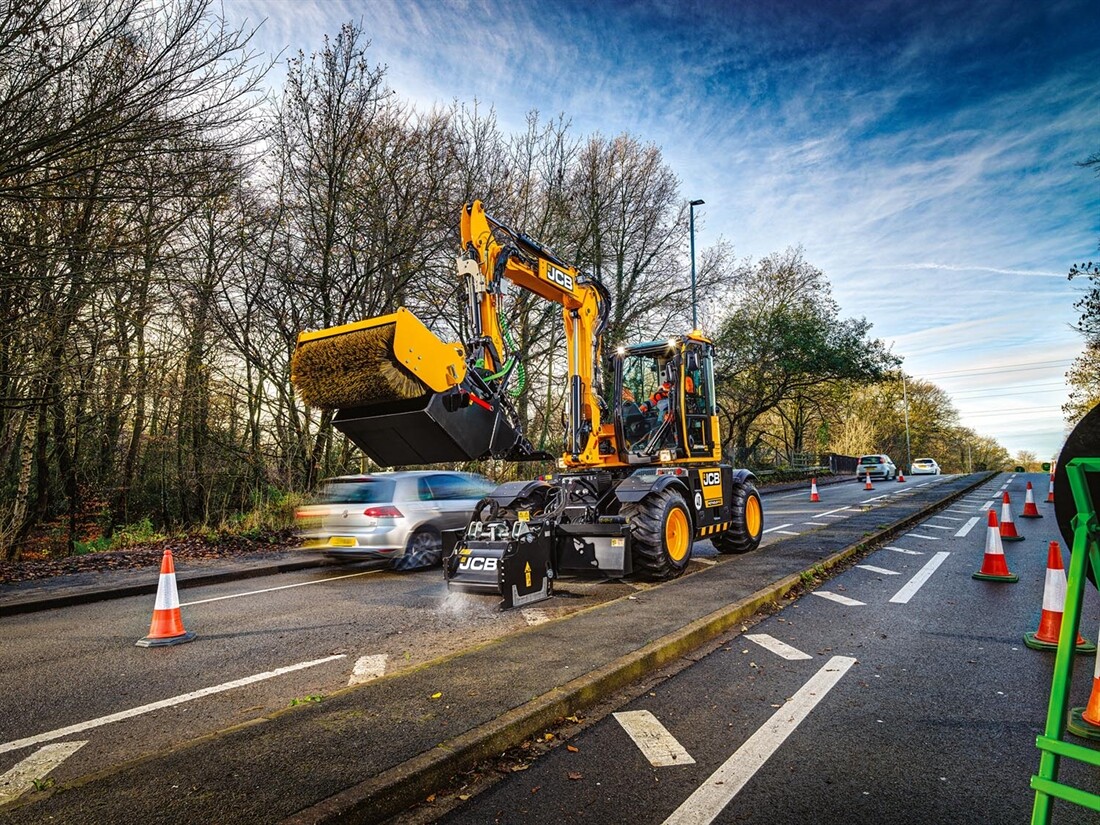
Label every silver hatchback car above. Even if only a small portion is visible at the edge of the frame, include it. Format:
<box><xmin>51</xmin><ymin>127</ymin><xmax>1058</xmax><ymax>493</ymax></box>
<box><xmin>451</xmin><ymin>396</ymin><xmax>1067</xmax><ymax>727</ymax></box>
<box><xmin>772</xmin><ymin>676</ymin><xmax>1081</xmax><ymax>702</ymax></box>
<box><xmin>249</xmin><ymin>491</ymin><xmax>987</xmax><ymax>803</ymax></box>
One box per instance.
<box><xmin>295</xmin><ymin>472</ymin><xmax>496</xmax><ymax>569</ymax></box>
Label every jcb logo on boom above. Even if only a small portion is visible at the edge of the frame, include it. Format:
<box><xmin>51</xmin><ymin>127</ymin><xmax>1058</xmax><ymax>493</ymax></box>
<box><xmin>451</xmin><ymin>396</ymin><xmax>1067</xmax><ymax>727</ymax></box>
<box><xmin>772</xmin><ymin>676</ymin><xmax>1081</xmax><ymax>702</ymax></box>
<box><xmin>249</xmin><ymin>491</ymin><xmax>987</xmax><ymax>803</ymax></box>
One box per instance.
<box><xmin>546</xmin><ymin>265</ymin><xmax>574</xmax><ymax>292</ymax></box>
<box><xmin>458</xmin><ymin>557</ymin><xmax>498</xmax><ymax>571</ymax></box>
<box><xmin>702</xmin><ymin>471</ymin><xmax>721</xmax><ymax>487</ymax></box>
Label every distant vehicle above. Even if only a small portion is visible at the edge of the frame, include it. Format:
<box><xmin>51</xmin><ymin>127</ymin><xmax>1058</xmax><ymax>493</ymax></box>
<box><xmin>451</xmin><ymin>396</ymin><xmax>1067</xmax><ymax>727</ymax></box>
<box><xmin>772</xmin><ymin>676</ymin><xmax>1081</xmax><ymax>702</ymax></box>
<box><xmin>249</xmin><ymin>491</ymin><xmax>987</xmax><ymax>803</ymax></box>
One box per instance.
<box><xmin>857</xmin><ymin>454</ymin><xmax>897</xmax><ymax>480</ymax></box>
<box><xmin>910</xmin><ymin>458</ymin><xmax>941</xmax><ymax>475</ymax></box>
<box><xmin>295</xmin><ymin>472</ymin><xmax>496</xmax><ymax>569</ymax></box>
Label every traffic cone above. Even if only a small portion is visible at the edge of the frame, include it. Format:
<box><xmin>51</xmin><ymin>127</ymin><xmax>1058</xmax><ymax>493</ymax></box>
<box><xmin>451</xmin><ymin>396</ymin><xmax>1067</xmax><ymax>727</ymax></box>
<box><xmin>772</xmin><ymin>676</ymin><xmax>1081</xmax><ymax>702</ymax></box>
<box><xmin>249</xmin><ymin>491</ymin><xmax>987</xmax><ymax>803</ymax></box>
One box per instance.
<box><xmin>810</xmin><ymin>478</ymin><xmax>820</xmax><ymax>502</ymax></box>
<box><xmin>1069</xmin><ymin>636</ymin><xmax>1100</xmax><ymax>740</ymax></box>
<box><xmin>1046</xmin><ymin>474</ymin><xmax>1055</xmax><ymax>504</ymax></box>
<box><xmin>973</xmin><ymin>510</ymin><xmax>1018</xmax><ymax>582</ymax></box>
<box><xmin>897</xmin><ymin>471</ymin><xmax>906</xmax><ymax>483</ymax></box>
<box><xmin>1024</xmin><ymin>541</ymin><xmax>1094</xmax><ymax>652</ymax></box>
<box><xmin>136</xmin><ymin>549</ymin><xmax>195</xmax><ymax>647</ymax></box>
<box><xmin>1019</xmin><ymin>482</ymin><xmax>1042</xmax><ymax>518</ymax></box>
<box><xmin>865</xmin><ymin>471</ymin><xmax>873</xmax><ymax>490</ymax></box>
<box><xmin>998</xmin><ymin>491</ymin><xmax>1024</xmax><ymax>542</ymax></box>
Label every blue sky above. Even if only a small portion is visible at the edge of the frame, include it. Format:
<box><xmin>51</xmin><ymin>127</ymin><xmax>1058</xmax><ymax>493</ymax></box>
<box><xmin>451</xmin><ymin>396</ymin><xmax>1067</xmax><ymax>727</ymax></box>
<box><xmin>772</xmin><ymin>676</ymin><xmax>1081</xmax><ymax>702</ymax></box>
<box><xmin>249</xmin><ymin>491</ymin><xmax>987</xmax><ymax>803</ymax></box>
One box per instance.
<box><xmin>227</xmin><ymin>0</ymin><xmax>1100</xmax><ymax>460</ymax></box>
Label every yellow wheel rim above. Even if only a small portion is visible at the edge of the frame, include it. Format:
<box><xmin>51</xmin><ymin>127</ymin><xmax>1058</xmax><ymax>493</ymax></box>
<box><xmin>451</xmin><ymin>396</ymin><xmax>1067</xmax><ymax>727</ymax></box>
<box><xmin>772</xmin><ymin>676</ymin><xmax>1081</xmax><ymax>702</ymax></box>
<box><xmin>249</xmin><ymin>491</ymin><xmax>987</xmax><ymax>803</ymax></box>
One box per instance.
<box><xmin>665</xmin><ymin>506</ymin><xmax>690</xmax><ymax>563</ymax></box>
<box><xmin>745</xmin><ymin>494</ymin><xmax>762</xmax><ymax>537</ymax></box>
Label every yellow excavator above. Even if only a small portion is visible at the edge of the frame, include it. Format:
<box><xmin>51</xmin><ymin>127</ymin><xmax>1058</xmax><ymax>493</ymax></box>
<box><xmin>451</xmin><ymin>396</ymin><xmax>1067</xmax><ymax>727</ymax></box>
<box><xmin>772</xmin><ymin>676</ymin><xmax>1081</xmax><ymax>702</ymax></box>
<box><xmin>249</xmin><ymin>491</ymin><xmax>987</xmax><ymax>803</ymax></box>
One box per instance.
<box><xmin>291</xmin><ymin>200</ymin><xmax>763</xmax><ymax>608</ymax></box>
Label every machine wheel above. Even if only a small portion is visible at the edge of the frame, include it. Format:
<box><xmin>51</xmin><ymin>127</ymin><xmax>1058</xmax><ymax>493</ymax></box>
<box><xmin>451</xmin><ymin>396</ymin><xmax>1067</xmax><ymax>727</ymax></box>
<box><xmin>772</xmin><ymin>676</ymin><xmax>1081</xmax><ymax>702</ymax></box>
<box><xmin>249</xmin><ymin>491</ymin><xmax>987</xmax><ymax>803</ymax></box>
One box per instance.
<box><xmin>394</xmin><ymin>526</ymin><xmax>443</xmax><ymax>571</ymax></box>
<box><xmin>623</xmin><ymin>487</ymin><xmax>693</xmax><ymax>580</ymax></box>
<box><xmin>713</xmin><ymin>480</ymin><xmax>763</xmax><ymax>555</ymax></box>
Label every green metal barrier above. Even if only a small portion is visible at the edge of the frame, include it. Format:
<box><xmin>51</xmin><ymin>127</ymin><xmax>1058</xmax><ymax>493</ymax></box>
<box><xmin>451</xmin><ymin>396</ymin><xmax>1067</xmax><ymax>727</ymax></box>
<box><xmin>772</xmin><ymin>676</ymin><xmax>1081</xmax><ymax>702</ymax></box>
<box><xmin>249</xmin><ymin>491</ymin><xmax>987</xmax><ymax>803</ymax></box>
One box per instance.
<box><xmin>1031</xmin><ymin>457</ymin><xmax>1100</xmax><ymax>822</ymax></box>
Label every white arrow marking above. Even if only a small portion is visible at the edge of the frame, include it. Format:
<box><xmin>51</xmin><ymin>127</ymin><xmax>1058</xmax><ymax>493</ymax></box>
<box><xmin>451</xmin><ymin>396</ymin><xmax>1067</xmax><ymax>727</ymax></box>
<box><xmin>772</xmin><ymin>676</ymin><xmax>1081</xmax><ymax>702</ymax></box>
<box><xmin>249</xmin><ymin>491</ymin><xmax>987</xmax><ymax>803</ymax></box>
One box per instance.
<box><xmin>614</xmin><ymin>710</ymin><xmax>696</xmax><ymax>767</ymax></box>
<box><xmin>0</xmin><ymin>741</ymin><xmax>86</xmax><ymax>804</ymax></box>
<box><xmin>744</xmin><ymin>633</ymin><xmax>812</xmax><ymax>660</ymax></box>
<box><xmin>0</xmin><ymin>656</ymin><xmax>345</xmax><ymax>755</ymax></box>
<box><xmin>349</xmin><ymin>654</ymin><xmax>388</xmax><ymax>685</ymax></box>
<box><xmin>663</xmin><ymin>657</ymin><xmax>855</xmax><ymax>824</ymax></box>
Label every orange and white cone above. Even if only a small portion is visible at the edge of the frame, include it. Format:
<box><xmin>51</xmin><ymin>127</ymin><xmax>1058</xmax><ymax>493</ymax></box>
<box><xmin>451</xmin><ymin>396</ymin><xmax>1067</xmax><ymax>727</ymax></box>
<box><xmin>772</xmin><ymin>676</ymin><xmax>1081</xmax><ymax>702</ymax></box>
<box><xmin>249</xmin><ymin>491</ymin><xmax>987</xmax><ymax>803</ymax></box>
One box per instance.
<box><xmin>1019</xmin><ymin>481</ymin><xmax>1042</xmax><ymax>518</ymax></box>
<box><xmin>810</xmin><ymin>478</ymin><xmax>820</xmax><ymax>502</ymax></box>
<box><xmin>1046</xmin><ymin>474</ymin><xmax>1055</xmax><ymax>504</ymax></box>
<box><xmin>896</xmin><ymin>471</ymin><xmax>905</xmax><ymax>483</ymax></box>
<box><xmin>1024</xmin><ymin>541</ymin><xmax>1094</xmax><ymax>652</ymax></box>
<box><xmin>1069</xmin><ymin>631</ymin><xmax>1100</xmax><ymax>740</ymax></box>
<box><xmin>998</xmin><ymin>491</ymin><xmax>1024</xmax><ymax>542</ymax></box>
<box><xmin>136</xmin><ymin>549</ymin><xmax>195</xmax><ymax>647</ymax></box>
<box><xmin>973</xmin><ymin>510</ymin><xmax>1018</xmax><ymax>582</ymax></box>
<box><xmin>865</xmin><ymin>471</ymin><xmax>873</xmax><ymax>490</ymax></box>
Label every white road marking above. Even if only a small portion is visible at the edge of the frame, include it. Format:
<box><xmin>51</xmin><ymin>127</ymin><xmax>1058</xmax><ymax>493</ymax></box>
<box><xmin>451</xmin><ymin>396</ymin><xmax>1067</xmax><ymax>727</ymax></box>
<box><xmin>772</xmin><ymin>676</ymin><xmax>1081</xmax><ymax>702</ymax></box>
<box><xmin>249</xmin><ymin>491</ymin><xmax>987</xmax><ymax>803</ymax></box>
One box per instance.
<box><xmin>744</xmin><ymin>633</ymin><xmax>813</xmax><ymax>661</ymax></box>
<box><xmin>614</xmin><ymin>710</ymin><xmax>696</xmax><ymax>767</ymax></box>
<box><xmin>0</xmin><ymin>741</ymin><xmax>87</xmax><ymax>805</ymax></box>
<box><xmin>932</xmin><ymin>515</ymin><xmax>965</xmax><ymax>522</ymax></box>
<box><xmin>693</xmin><ymin>558</ymin><xmax>718</xmax><ymax>566</ymax></box>
<box><xmin>819</xmin><ymin>506</ymin><xmax>854</xmax><ymax>517</ymax></box>
<box><xmin>885</xmin><ymin>546</ymin><xmax>924</xmax><ymax>555</ymax></box>
<box><xmin>803</xmin><ymin>522</ymin><xmax>829</xmax><ymax>527</ymax></box>
<box><xmin>522</xmin><ymin>608</ymin><xmax>552</xmax><ymax>625</ymax></box>
<box><xmin>890</xmin><ymin>552</ymin><xmax>951</xmax><ymax>604</ymax></box>
<box><xmin>980</xmin><ymin>500</ymin><xmax>995</xmax><ymax>511</ymax></box>
<box><xmin>348</xmin><ymin>654</ymin><xmax>388</xmax><ymax>685</ymax></box>
<box><xmin>776</xmin><ymin>530</ymin><xmax>800</xmax><ymax>536</ymax></box>
<box><xmin>812</xmin><ymin>591</ymin><xmax>865</xmax><ymax>606</ymax></box>
<box><xmin>0</xmin><ymin>656</ymin><xmax>346</xmax><ymax>756</ymax></box>
<box><xmin>777</xmin><ymin>491</ymin><xmax>809</xmax><ymax>500</ymax></box>
<box><xmin>954</xmin><ymin>517</ymin><xmax>981</xmax><ymax>538</ymax></box>
<box><xmin>662</xmin><ymin>656</ymin><xmax>856</xmax><ymax>825</ymax></box>
<box><xmin>922</xmin><ymin>524</ymin><xmax>954</xmax><ymax>531</ymax></box>
<box><xmin>181</xmin><ymin>570</ymin><xmax>384</xmax><ymax>607</ymax></box>
<box><xmin>905</xmin><ymin>533</ymin><xmax>941</xmax><ymax>541</ymax></box>
<box><xmin>762</xmin><ymin>523</ymin><xmax>793</xmax><ymax>534</ymax></box>
<box><xmin>946</xmin><ymin>508</ymin><xmax>972</xmax><ymax>514</ymax></box>
<box><xmin>857</xmin><ymin>565</ymin><xmax>900</xmax><ymax>576</ymax></box>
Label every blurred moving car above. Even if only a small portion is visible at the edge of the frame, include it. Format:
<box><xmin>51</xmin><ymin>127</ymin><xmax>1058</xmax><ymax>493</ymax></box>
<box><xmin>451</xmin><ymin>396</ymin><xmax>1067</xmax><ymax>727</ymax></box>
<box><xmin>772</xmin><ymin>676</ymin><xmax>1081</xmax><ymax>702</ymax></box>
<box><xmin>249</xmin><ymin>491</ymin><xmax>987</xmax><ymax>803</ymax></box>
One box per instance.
<box><xmin>857</xmin><ymin>454</ymin><xmax>897</xmax><ymax>480</ymax></box>
<box><xmin>295</xmin><ymin>471</ymin><xmax>496</xmax><ymax>569</ymax></box>
<box><xmin>910</xmin><ymin>457</ymin><xmax>941</xmax><ymax>475</ymax></box>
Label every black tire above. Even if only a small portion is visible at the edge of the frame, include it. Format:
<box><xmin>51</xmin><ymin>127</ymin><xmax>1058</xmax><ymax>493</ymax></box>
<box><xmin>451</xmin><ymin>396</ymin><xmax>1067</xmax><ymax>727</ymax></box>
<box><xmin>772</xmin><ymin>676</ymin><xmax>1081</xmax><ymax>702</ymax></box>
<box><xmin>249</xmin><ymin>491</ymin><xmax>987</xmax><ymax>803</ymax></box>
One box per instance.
<box><xmin>622</xmin><ymin>487</ymin><xmax>693</xmax><ymax>580</ymax></box>
<box><xmin>713</xmin><ymin>480</ymin><xmax>763</xmax><ymax>555</ymax></box>
<box><xmin>393</xmin><ymin>526</ymin><xmax>443</xmax><ymax>571</ymax></box>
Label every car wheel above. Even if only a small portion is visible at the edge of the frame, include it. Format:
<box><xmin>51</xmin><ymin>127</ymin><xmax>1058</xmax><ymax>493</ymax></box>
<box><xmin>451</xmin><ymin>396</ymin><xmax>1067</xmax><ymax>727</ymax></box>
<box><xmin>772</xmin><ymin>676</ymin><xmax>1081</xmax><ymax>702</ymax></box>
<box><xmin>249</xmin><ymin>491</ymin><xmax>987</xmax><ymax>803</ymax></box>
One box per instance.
<box><xmin>393</xmin><ymin>527</ymin><xmax>443</xmax><ymax>571</ymax></box>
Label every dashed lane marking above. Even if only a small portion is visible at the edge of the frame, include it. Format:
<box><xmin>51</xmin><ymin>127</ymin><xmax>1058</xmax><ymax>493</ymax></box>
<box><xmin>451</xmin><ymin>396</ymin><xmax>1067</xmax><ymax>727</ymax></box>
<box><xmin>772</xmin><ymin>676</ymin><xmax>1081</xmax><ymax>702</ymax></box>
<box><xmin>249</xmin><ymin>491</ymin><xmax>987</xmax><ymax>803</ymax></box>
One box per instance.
<box><xmin>922</xmin><ymin>524</ymin><xmax>954</xmax><ymax>531</ymax></box>
<box><xmin>776</xmin><ymin>530</ymin><xmax>800</xmax><ymax>536</ymax></box>
<box><xmin>932</xmin><ymin>515</ymin><xmax>965</xmax><ymax>522</ymax></box>
<box><xmin>614</xmin><ymin>710</ymin><xmax>696</xmax><ymax>767</ymax></box>
<box><xmin>885</xmin><ymin>546</ymin><xmax>924</xmax><ymax>555</ymax></box>
<box><xmin>662</xmin><ymin>657</ymin><xmax>856</xmax><ymax>825</ymax></box>
<box><xmin>857</xmin><ymin>565</ymin><xmax>900</xmax><ymax>576</ymax></box>
<box><xmin>890</xmin><ymin>551</ymin><xmax>951</xmax><ymax>604</ymax></box>
<box><xmin>349</xmin><ymin>654</ymin><xmax>388</xmax><ymax>685</ymax></box>
<box><xmin>0</xmin><ymin>741</ymin><xmax>87</xmax><ymax>805</ymax></box>
<box><xmin>811</xmin><ymin>591</ymin><xmax>865</xmax><ymax>606</ymax></box>
<box><xmin>980</xmin><ymin>500</ymin><xmax>995</xmax><ymax>510</ymax></box>
<box><xmin>181</xmin><ymin>570</ymin><xmax>384</xmax><ymax>607</ymax></box>
<box><xmin>762</xmin><ymin>523</ymin><xmax>793</xmax><ymax>534</ymax></box>
<box><xmin>819</xmin><ymin>506</ymin><xmax>855</xmax><ymax>517</ymax></box>
<box><xmin>0</xmin><ymin>656</ymin><xmax>346</xmax><ymax>755</ymax></box>
<box><xmin>803</xmin><ymin>522</ymin><xmax>829</xmax><ymax>527</ymax></box>
<box><xmin>905</xmin><ymin>533</ymin><xmax>941</xmax><ymax>540</ymax></box>
<box><xmin>744</xmin><ymin>633</ymin><xmax>813</xmax><ymax>660</ymax></box>
<box><xmin>954</xmin><ymin>517</ymin><xmax>981</xmax><ymax>538</ymax></box>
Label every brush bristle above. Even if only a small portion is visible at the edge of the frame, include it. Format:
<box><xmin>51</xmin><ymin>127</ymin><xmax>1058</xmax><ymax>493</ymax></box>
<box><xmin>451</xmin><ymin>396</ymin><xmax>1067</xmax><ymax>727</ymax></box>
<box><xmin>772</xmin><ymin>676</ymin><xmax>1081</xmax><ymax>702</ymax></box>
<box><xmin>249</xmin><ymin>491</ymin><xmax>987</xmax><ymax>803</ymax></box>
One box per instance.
<box><xmin>291</xmin><ymin>324</ymin><xmax>429</xmax><ymax>409</ymax></box>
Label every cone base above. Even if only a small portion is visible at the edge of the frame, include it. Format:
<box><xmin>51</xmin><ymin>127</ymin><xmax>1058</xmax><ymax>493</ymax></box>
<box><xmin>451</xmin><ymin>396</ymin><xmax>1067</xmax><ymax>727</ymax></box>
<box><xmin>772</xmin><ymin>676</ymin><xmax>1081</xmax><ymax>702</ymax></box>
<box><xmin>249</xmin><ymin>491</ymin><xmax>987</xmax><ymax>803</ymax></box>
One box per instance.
<box><xmin>1000</xmin><ymin>534</ymin><xmax>1025</xmax><ymax>542</ymax></box>
<box><xmin>1019</xmin><ymin>513</ymin><xmax>1042</xmax><ymax>519</ymax></box>
<box><xmin>136</xmin><ymin>631</ymin><xmax>196</xmax><ymax>648</ymax></box>
<box><xmin>1068</xmin><ymin>708</ymin><xmax>1100</xmax><ymax>741</ymax></box>
<box><xmin>1023</xmin><ymin>632</ymin><xmax>1096</xmax><ymax>653</ymax></box>
<box><xmin>972</xmin><ymin>571</ymin><xmax>1019</xmax><ymax>582</ymax></box>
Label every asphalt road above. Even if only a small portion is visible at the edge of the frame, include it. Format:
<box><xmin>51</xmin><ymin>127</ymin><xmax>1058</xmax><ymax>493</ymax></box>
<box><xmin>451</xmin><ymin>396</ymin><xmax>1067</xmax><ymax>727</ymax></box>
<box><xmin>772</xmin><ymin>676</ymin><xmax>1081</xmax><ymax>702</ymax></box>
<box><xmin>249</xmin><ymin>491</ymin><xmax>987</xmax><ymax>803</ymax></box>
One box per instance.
<box><xmin>0</xmin><ymin>473</ymin><xmax>971</xmax><ymax>809</ymax></box>
<box><xmin>423</xmin><ymin>472</ymin><xmax>1100</xmax><ymax>824</ymax></box>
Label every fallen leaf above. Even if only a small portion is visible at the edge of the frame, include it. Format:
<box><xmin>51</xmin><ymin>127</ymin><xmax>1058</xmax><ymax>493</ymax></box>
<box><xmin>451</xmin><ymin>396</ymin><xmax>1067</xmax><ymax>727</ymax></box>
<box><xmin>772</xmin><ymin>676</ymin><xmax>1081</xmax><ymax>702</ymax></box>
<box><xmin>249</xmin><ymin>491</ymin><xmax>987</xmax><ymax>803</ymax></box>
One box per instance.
<box><xmin>458</xmin><ymin>794</ymin><xmax>471</xmax><ymax>801</ymax></box>
<box><xmin>565</xmin><ymin>715</ymin><xmax>581</xmax><ymax>723</ymax></box>
<box><xmin>568</xmin><ymin>771</ymin><xmax>583</xmax><ymax>781</ymax></box>
<box><xmin>531</xmin><ymin>786</ymin><xmax>541</xmax><ymax>794</ymax></box>
<box><xmin>430</xmin><ymin>692</ymin><xmax>443</xmax><ymax>700</ymax></box>
<box><xmin>426</xmin><ymin>794</ymin><xmax>436</xmax><ymax>803</ymax></box>
<box><xmin>567</xmin><ymin>745</ymin><xmax>579</xmax><ymax>753</ymax></box>
<box><xmin>511</xmin><ymin>764</ymin><xmax>529</xmax><ymax>772</ymax></box>
<box><xmin>543</xmin><ymin>732</ymin><xmax>554</xmax><ymax>741</ymax></box>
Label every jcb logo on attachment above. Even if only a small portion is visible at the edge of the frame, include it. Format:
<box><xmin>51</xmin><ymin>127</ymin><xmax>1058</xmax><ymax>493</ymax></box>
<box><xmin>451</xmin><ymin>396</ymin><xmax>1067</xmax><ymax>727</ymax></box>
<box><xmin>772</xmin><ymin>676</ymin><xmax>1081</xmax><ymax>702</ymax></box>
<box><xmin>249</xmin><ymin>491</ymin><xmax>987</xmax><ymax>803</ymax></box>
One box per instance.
<box><xmin>458</xmin><ymin>557</ymin><xmax>498</xmax><ymax>571</ymax></box>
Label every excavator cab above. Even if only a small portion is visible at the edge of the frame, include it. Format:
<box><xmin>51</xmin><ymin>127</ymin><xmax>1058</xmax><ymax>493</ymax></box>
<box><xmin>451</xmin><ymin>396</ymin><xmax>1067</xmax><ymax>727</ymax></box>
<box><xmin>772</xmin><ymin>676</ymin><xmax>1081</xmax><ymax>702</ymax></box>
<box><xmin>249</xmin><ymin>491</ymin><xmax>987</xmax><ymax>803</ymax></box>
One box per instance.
<box><xmin>613</xmin><ymin>336</ymin><xmax>718</xmax><ymax>464</ymax></box>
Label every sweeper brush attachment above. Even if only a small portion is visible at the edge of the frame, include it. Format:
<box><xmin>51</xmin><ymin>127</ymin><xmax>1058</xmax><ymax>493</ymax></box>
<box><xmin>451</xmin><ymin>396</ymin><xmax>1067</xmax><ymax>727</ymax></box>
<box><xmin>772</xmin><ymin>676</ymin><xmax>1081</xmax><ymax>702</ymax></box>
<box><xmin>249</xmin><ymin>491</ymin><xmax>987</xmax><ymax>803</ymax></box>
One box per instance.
<box><xmin>291</xmin><ymin>308</ymin><xmax>467</xmax><ymax>410</ymax></box>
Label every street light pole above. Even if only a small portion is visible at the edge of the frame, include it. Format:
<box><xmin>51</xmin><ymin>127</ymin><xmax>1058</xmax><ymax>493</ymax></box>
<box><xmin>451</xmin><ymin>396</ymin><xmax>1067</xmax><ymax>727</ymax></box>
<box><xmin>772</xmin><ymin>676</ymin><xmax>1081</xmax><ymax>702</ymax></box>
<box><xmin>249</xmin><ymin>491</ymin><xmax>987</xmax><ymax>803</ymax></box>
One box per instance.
<box><xmin>902</xmin><ymin>374</ymin><xmax>912</xmax><ymax>475</ymax></box>
<box><xmin>689</xmin><ymin>199</ymin><xmax>704</xmax><ymax>330</ymax></box>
